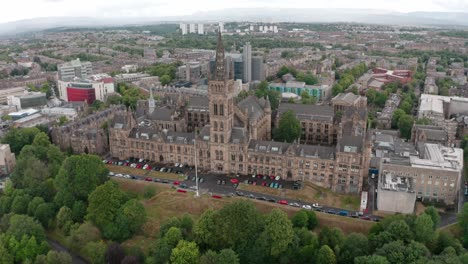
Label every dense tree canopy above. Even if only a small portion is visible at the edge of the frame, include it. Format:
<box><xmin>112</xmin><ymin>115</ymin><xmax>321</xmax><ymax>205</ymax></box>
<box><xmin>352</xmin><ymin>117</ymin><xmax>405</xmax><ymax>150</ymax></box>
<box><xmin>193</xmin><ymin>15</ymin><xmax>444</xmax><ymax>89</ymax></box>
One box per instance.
<box><xmin>54</xmin><ymin>154</ymin><xmax>109</xmax><ymax>209</ymax></box>
<box><xmin>274</xmin><ymin>110</ymin><xmax>301</xmax><ymax>143</ymax></box>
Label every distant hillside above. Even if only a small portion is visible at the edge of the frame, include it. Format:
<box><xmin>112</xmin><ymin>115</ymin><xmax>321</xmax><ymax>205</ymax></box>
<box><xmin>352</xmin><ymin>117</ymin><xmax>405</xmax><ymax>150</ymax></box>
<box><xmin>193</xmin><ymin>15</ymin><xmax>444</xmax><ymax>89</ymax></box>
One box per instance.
<box><xmin>1</xmin><ymin>8</ymin><xmax>468</xmax><ymax>36</ymax></box>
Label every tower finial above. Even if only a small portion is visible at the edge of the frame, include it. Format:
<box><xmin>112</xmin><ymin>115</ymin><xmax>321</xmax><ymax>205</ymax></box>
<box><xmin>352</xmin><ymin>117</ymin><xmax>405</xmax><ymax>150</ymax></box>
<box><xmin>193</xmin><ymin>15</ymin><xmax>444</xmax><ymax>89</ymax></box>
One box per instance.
<box><xmin>213</xmin><ymin>30</ymin><xmax>226</xmax><ymax>81</ymax></box>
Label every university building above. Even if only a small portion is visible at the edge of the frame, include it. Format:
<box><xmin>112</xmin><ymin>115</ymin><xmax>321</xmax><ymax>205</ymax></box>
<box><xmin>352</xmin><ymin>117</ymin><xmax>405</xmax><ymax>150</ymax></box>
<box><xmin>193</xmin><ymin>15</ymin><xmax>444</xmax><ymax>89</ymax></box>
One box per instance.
<box><xmin>108</xmin><ymin>32</ymin><xmax>371</xmax><ymax>194</ymax></box>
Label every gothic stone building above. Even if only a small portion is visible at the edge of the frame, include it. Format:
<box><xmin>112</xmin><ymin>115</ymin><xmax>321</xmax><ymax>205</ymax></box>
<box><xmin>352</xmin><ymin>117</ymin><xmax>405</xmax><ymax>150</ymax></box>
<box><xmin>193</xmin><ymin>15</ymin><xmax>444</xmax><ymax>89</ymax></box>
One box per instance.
<box><xmin>51</xmin><ymin>105</ymin><xmax>126</xmax><ymax>154</ymax></box>
<box><xmin>109</xmin><ymin>32</ymin><xmax>370</xmax><ymax>194</ymax></box>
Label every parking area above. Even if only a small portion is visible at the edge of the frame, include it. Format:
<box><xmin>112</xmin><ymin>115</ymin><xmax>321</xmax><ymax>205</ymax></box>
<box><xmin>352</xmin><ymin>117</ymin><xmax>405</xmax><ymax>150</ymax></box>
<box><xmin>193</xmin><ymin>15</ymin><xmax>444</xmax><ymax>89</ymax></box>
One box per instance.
<box><xmin>105</xmin><ymin>157</ymin><xmax>380</xmax><ymax>222</ymax></box>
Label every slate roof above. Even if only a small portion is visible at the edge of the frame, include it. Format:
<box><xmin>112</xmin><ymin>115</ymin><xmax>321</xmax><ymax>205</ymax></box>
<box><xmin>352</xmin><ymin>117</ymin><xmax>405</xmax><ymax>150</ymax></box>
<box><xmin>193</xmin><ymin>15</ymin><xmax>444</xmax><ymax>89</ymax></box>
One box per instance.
<box><xmin>238</xmin><ymin>96</ymin><xmax>266</xmax><ymax>122</ymax></box>
<box><xmin>278</xmin><ymin>103</ymin><xmax>334</xmax><ymax>122</ymax></box>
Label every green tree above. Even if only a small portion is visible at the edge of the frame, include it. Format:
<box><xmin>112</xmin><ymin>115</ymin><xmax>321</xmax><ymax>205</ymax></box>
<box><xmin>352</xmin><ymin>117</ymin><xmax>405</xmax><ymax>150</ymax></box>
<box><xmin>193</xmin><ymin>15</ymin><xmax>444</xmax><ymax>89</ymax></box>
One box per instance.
<box><xmin>119</xmin><ymin>199</ymin><xmax>146</xmax><ymax>234</ymax></box>
<box><xmin>338</xmin><ymin>233</ymin><xmax>369</xmax><ymax>264</ymax></box>
<box><xmin>27</xmin><ymin>197</ymin><xmax>45</xmax><ymax>216</ymax></box>
<box><xmin>56</xmin><ymin>206</ymin><xmax>73</xmax><ymax>230</ymax></box>
<box><xmin>274</xmin><ymin>110</ymin><xmax>301</xmax><ymax>143</ymax></box>
<box><xmin>160</xmin><ymin>74</ymin><xmax>171</xmax><ymax>85</ymax></box>
<box><xmin>319</xmin><ymin>227</ymin><xmax>344</xmax><ymax>250</ymax></box>
<box><xmin>413</xmin><ymin>213</ymin><xmax>435</xmax><ymax>244</ymax></box>
<box><xmin>54</xmin><ymin>154</ymin><xmax>109</xmax><ymax>208</ymax></box>
<box><xmin>165</xmin><ymin>227</ymin><xmax>183</xmax><ymax>248</ymax></box>
<box><xmin>34</xmin><ymin>203</ymin><xmax>56</xmax><ymax>228</ymax></box>
<box><xmin>11</xmin><ymin>192</ymin><xmax>32</xmax><ymax>214</ymax></box>
<box><xmin>391</xmin><ymin>109</ymin><xmax>406</xmax><ymax>128</ymax></box>
<box><xmin>86</xmin><ymin>181</ymin><xmax>128</xmax><ymax>231</ymax></box>
<box><xmin>0</xmin><ymin>242</ymin><xmax>14</xmax><ymax>264</ymax></box>
<box><xmin>375</xmin><ymin>240</ymin><xmax>429</xmax><ymax>264</ymax></box>
<box><xmin>316</xmin><ymin>245</ymin><xmax>336</xmax><ymax>264</ymax></box>
<box><xmin>44</xmin><ymin>251</ymin><xmax>72</xmax><ymax>264</ymax></box>
<box><xmin>424</xmin><ymin>207</ymin><xmax>440</xmax><ymax>230</ymax></box>
<box><xmin>355</xmin><ymin>255</ymin><xmax>389</xmax><ymax>264</ymax></box>
<box><xmin>58</xmin><ymin>116</ymin><xmax>69</xmax><ymax>126</ymax></box>
<box><xmin>200</xmin><ymin>249</ymin><xmax>239</xmax><ymax>264</ymax></box>
<box><xmin>386</xmin><ymin>220</ymin><xmax>413</xmax><ymax>243</ymax></box>
<box><xmin>0</xmin><ymin>127</ymin><xmax>41</xmax><ymax>155</ymax></box>
<box><xmin>170</xmin><ymin>240</ymin><xmax>200</xmax><ymax>264</ymax></box>
<box><xmin>400</xmin><ymin>100</ymin><xmax>412</xmax><ymax>114</ymax></box>
<box><xmin>260</xmin><ymin>209</ymin><xmax>294</xmax><ymax>257</ymax></box>
<box><xmin>397</xmin><ymin>114</ymin><xmax>414</xmax><ymax>140</ymax></box>
<box><xmin>292</xmin><ymin>210</ymin><xmax>309</xmax><ymax>228</ymax></box>
<box><xmin>300</xmin><ymin>91</ymin><xmax>316</xmax><ymax>104</ymax></box>
<box><xmin>305</xmin><ymin>210</ymin><xmax>318</xmax><ymax>230</ymax></box>
<box><xmin>458</xmin><ymin>203</ymin><xmax>468</xmax><ymax>247</ymax></box>
<box><xmin>67</xmin><ymin>222</ymin><xmax>101</xmax><ymax>252</ymax></box>
<box><xmin>82</xmin><ymin>241</ymin><xmax>107</xmax><ymax>264</ymax></box>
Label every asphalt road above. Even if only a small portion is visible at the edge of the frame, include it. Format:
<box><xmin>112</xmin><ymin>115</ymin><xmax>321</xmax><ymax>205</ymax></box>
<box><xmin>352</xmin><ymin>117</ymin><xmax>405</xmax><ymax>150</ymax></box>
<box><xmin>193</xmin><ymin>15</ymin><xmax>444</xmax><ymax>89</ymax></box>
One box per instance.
<box><xmin>110</xmin><ymin>165</ymin><xmax>381</xmax><ymax>221</ymax></box>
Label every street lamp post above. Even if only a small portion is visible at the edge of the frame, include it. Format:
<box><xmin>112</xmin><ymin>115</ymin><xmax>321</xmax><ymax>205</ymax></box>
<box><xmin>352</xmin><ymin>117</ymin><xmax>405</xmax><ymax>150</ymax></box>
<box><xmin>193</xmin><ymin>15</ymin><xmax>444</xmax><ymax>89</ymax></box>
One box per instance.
<box><xmin>194</xmin><ymin>137</ymin><xmax>199</xmax><ymax>197</ymax></box>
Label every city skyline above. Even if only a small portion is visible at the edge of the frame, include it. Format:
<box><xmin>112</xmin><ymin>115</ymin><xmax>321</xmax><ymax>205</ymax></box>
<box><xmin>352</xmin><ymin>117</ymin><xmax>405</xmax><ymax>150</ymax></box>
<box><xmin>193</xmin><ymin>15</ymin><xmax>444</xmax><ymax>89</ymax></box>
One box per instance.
<box><xmin>2</xmin><ymin>0</ymin><xmax>468</xmax><ymax>24</ymax></box>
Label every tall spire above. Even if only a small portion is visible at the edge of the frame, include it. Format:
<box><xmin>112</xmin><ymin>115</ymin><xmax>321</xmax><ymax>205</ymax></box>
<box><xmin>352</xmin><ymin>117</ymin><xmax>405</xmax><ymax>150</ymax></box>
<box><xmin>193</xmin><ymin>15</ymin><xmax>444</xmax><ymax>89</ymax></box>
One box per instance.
<box><xmin>213</xmin><ymin>30</ymin><xmax>226</xmax><ymax>81</ymax></box>
<box><xmin>148</xmin><ymin>86</ymin><xmax>155</xmax><ymax>114</ymax></box>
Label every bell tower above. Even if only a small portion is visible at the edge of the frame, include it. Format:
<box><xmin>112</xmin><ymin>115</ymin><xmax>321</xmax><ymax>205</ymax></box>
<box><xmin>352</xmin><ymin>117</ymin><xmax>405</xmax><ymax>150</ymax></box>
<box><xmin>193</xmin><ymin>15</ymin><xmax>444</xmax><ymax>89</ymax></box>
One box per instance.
<box><xmin>209</xmin><ymin>31</ymin><xmax>235</xmax><ymax>145</ymax></box>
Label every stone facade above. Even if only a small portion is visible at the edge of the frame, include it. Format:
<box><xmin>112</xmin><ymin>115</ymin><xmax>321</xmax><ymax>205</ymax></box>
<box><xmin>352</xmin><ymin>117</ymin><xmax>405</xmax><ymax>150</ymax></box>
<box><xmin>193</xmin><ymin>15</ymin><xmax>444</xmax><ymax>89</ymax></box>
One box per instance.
<box><xmin>51</xmin><ymin>105</ymin><xmax>126</xmax><ymax>154</ymax></box>
<box><xmin>108</xmin><ymin>32</ymin><xmax>370</xmax><ymax>194</ymax></box>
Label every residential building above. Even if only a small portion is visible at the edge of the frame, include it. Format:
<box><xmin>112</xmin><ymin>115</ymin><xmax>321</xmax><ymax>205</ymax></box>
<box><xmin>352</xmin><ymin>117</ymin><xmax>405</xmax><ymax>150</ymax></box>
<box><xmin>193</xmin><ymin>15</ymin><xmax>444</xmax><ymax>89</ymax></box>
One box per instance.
<box><xmin>198</xmin><ymin>24</ymin><xmax>204</xmax><ymax>35</ymax></box>
<box><xmin>180</xmin><ymin>23</ymin><xmax>188</xmax><ymax>35</ymax></box>
<box><xmin>377</xmin><ymin>94</ymin><xmax>401</xmax><ymax>129</ymax></box>
<box><xmin>0</xmin><ymin>144</ymin><xmax>15</xmax><ymax>176</ymax></box>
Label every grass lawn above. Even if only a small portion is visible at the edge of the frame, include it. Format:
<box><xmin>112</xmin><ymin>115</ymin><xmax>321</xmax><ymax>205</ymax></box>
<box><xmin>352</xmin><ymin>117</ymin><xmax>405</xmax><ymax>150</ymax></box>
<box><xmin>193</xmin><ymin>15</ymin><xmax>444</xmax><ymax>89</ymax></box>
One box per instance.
<box><xmin>106</xmin><ymin>164</ymin><xmax>184</xmax><ymax>181</ymax></box>
<box><xmin>239</xmin><ymin>181</ymin><xmax>361</xmax><ymax>210</ymax></box>
<box><xmin>119</xmin><ymin>179</ymin><xmax>374</xmax><ymax>252</ymax></box>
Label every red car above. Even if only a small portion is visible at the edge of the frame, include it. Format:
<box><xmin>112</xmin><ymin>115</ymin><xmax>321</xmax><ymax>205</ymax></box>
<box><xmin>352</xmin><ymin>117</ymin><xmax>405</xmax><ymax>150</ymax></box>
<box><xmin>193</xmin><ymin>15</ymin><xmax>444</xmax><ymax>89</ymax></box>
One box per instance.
<box><xmin>144</xmin><ymin>177</ymin><xmax>152</xmax><ymax>181</ymax></box>
<box><xmin>360</xmin><ymin>216</ymin><xmax>372</xmax><ymax>221</ymax></box>
<box><xmin>262</xmin><ymin>181</ymin><xmax>267</xmax><ymax>186</ymax></box>
<box><xmin>257</xmin><ymin>174</ymin><xmax>263</xmax><ymax>179</ymax></box>
<box><xmin>253</xmin><ymin>181</ymin><xmax>257</xmax><ymax>186</ymax></box>
<box><xmin>136</xmin><ymin>164</ymin><xmax>142</xmax><ymax>169</ymax></box>
<box><xmin>177</xmin><ymin>189</ymin><xmax>187</xmax><ymax>193</ymax></box>
<box><xmin>146</xmin><ymin>165</ymin><xmax>152</xmax><ymax>170</ymax></box>
<box><xmin>278</xmin><ymin>200</ymin><xmax>288</xmax><ymax>205</ymax></box>
<box><xmin>270</xmin><ymin>175</ymin><xmax>275</xmax><ymax>180</ymax></box>
<box><xmin>212</xmin><ymin>195</ymin><xmax>222</xmax><ymax>199</ymax></box>
<box><xmin>230</xmin><ymin>179</ymin><xmax>239</xmax><ymax>184</ymax></box>
<box><xmin>173</xmin><ymin>181</ymin><xmax>180</xmax><ymax>185</ymax></box>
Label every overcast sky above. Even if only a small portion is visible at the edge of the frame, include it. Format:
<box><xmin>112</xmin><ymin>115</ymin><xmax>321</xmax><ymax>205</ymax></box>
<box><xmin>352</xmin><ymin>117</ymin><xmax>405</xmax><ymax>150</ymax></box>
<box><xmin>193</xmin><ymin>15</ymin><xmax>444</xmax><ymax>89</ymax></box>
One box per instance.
<box><xmin>2</xmin><ymin>0</ymin><xmax>468</xmax><ymax>24</ymax></box>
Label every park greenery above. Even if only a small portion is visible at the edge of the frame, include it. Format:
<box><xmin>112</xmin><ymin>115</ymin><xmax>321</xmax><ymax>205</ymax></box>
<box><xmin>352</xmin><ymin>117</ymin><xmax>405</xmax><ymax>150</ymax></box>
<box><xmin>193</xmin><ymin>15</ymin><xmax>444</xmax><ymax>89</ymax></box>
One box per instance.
<box><xmin>332</xmin><ymin>62</ymin><xmax>368</xmax><ymax>96</ymax></box>
<box><xmin>276</xmin><ymin>66</ymin><xmax>319</xmax><ymax>85</ymax></box>
<box><xmin>146</xmin><ymin>62</ymin><xmax>182</xmax><ymax>86</ymax></box>
<box><xmin>255</xmin><ymin>80</ymin><xmax>281</xmax><ymax>111</ymax></box>
<box><xmin>114</xmin><ymin>83</ymin><xmax>148</xmax><ymax>109</ymax></box>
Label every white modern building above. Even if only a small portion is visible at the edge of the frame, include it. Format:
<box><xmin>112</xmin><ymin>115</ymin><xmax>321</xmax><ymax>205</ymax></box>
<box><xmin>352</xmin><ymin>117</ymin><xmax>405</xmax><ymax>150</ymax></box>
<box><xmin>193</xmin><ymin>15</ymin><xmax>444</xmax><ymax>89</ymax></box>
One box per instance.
<box><xmin>198</xmin><ymin>24</ymin><xmax>204</xmax><ymax>35</ymax></box>
<box><xmin>42</xmin><ymin>107</ymin><xmax>78</xmax><ymax>120</ymax></box>
<box><xmin>189</xmin><ymin>24</ymin><xmax>196</xmax><ymax>34</ymax></box>
<box><xmin>57</xmin><ymin>59</ymin><xmax>92</xmax><ymax>81</ymax></box>
<box><xmin>57</xmin><ymin>74</ymin><xmax>115</xmax><ymax>102</ymax></box>
<box><xmin>219</xmin><ymin>22</ymin><xmax>224</xmax><ymax>33</ymax></box>
<box><xmin>180</xmin><ymin>23</ymin><xmax>188</xmax><ymax>35</ymax></box>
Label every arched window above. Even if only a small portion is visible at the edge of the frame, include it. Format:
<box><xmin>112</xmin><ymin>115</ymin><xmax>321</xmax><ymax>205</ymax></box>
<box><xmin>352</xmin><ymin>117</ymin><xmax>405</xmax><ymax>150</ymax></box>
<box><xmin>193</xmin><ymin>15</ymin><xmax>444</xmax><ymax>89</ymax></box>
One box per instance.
<box><xmin>220</xmin><ymin>104</ymin><xmax>224</xmax><ymax>116</ymax></box>
<box><xmin>220</xmin><ymin>122</ymin><xmax>223</xmax><ymax>131</ymax></box>
<box><xmin>221</xmin><ymin>135</ymin><xmax>224</xmax><ymax>143</ymax></box>
<box><xmin>214</xmin><ymin>134</ymin><xmax>218</xmax><ymax>143</ymax></box>
<box><xmin>214</xmin><ymin>121</ymin><xmax>218</xmax><ymax>131</ymax></box>
<box><xmin>214</xmin><ymin>104</ymin><xmax>218</xmax><ymax>115</ymax></box>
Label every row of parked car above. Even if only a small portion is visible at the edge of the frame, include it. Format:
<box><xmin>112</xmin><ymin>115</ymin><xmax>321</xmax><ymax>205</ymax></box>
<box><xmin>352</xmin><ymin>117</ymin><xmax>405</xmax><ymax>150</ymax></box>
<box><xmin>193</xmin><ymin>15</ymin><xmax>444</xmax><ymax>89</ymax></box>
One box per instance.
<box><xmin>235</xmin><ymin>191</ymin><xmax>376</xmax><ymax>221</ymax></box>
<box><xmin>103</xmin><ymin>159</ymin><xmax>192</xmax><ymax>175</ymax></box>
